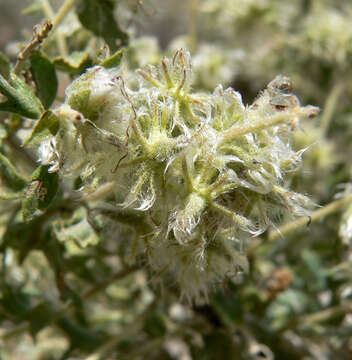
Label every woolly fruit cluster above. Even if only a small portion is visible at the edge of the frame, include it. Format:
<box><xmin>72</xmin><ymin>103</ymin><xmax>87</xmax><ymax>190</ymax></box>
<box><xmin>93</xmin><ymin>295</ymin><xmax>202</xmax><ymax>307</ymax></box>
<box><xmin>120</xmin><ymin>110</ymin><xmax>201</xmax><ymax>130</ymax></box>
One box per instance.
<box><xmin>38</xmin><ymin>49</ymin><xmax>319</xmax><ymax>300</ymax></box>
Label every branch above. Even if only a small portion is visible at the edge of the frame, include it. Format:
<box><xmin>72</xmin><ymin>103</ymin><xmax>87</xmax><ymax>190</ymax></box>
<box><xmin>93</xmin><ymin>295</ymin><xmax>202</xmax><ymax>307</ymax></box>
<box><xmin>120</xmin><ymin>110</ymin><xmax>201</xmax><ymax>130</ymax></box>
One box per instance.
<box><xmin>14</xmin><ymin>21</ymin><xmax>53</xmax><ymax>74</ymax></box>
<box><xmin>268</xmin><ymin>194</ymin><xmax>352</xmax><ymax>241</ymax></box>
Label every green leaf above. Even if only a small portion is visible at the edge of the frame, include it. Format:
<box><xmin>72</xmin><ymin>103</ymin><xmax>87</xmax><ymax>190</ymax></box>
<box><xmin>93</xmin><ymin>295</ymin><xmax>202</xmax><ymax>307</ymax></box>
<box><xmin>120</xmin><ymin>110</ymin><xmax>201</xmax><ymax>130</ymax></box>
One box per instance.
<box><xmin>30</xmin><ymin>52</ymin><xmax>58</xmax><ymax>109</ymax></box>
<box><xmin>54</xmin><ymin>51</ymin><xmax>92</xmax><ymax>75</ymax></box>
<box><xmin>0</xmin><ymin>72</ymin><xmax>44</xmax><ymax>119</ymax></box>
<box><xmin>24</xmin><ymin>110</ymin><xmax>60</xmax><ymax>147</ymax></box>
<box><xmin>100</xmin><ymin>48</ymin><xmax>124</xmax><ymax>69</ymax></box>
<box><xmin>0</xmin><ymin>152</ymin><xmax>27</xmax><ymax>191</ymax></box>
<box><xmin>22</xmin><ymin>165</ymin><xmax>59</xmax><ymax>222</ymax></box>
<box><xmin>76</xmin><ymin>0</ymin><xmax>128</xmax><ymax>51</ymax></box>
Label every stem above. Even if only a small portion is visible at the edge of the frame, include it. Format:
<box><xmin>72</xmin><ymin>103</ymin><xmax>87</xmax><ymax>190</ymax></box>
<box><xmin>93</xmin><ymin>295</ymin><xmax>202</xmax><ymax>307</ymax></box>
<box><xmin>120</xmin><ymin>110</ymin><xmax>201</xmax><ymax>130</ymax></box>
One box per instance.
<box><xmin>117</xmin><ymin>156</ymin><xmax>148</xmax><ymax>168</ymax></box>
<box><xmin>299</xmin><ymin>300</ymin><xmax>352</xmax><ymax>326</ymax></box>
<box><xmin>182</xmin><ymin>154</ymin><xmax>194</xmax><ymax>191</ymax></box>
<box><xmin>211</xmin><ymin>201</ymin><xmax>252</xmax><ymax>231</ymax></box>
<box><xmin>185</xmin><ymin>100</ymin><xmax>201</xmax><ymax>125</ymax></box>
<box><xmin>130</xmin><ymin>119</ymin><xmax>150</xmax><ymax>153</ymax></box>
<box><xmin>220</xmin><ymin>112</ymin><xmax>293</xmax><ymax>143</ymax></box>
<box><xmin>320</xmin><ymin>82</ymin><xmax>344</xmax><ymax>136</ymax></box>
<box><xmin>161</xmin><ymin>58</ymin><xmax>174</xmax><ymax>88</ymax></box>
<box><xmin>40</xmin><ymin>0</ymin><xmax>66</xmax><ymax>56</ymax></box>
<box><xmin>40</xmin><ymin>0</ymin><xmax>55</xmax><ymax>19</ymax></box>
<box><xmin>136</xmin><ymin>70</ymin><xmax>163</xmax><ymax>88</ymax></box>
<box><xmin>14</xmin><ymin>21</ymin><xmax>52</xmax><ymax>74</ymax></box>
<box><xmin>41</xmin><ymin>0</ymin><xmax>78</xmax><ymax>56</ymax></box>
<box><xmin>52</xmin><ymin>0</ymin><xmax>78</xmax><ymax>29</ymax></box>
<box><xmin>268</xmin><ymin>194</ymin><xmax>352</xmax><ymax>241</ymax></box>
<box><xmin>207</xmin><ymin>171</ymin><xmax>233</xmax><ymax>197</ymax></box>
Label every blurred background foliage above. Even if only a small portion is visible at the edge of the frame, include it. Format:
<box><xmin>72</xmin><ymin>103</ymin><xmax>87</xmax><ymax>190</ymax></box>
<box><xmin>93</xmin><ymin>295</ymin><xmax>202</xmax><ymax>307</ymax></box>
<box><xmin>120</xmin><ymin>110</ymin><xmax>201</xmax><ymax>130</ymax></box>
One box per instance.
<box><xmin>0</xmin><ymin>0</ymin><xmax>352</xmax><ymax>359</ymax></box>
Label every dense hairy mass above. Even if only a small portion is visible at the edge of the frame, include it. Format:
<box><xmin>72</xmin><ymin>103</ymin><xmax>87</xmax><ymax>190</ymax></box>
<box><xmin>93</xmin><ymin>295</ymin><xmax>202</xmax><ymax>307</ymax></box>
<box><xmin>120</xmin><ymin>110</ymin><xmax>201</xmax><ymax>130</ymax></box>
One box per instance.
<box><xmin>39</xmin><ymin>50</ymin><xmax>318</xmax><ymax>299</ymax></box>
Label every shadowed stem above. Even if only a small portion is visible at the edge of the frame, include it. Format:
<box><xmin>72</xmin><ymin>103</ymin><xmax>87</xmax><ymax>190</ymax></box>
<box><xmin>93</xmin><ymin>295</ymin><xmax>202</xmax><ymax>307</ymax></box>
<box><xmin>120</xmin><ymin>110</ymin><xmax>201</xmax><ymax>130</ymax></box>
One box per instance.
<box><xmin>300</xmin><ymin>300</ymin><xmax>352</xmax><ymax>325</ymax></box>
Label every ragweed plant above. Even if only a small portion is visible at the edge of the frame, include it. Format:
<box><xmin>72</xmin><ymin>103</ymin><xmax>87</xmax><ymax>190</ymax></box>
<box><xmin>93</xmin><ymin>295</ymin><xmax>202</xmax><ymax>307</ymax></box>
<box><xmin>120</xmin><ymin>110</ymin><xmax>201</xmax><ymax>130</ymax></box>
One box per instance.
<box><xmin>2</xmin><ymin>1</ymin><xmax>352</xmax><ymax>359</ymax></box>
<box><xmin>36</xmin><ymin>49</ymin><xmax>318</xmax><ymax>299</ymax></box>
